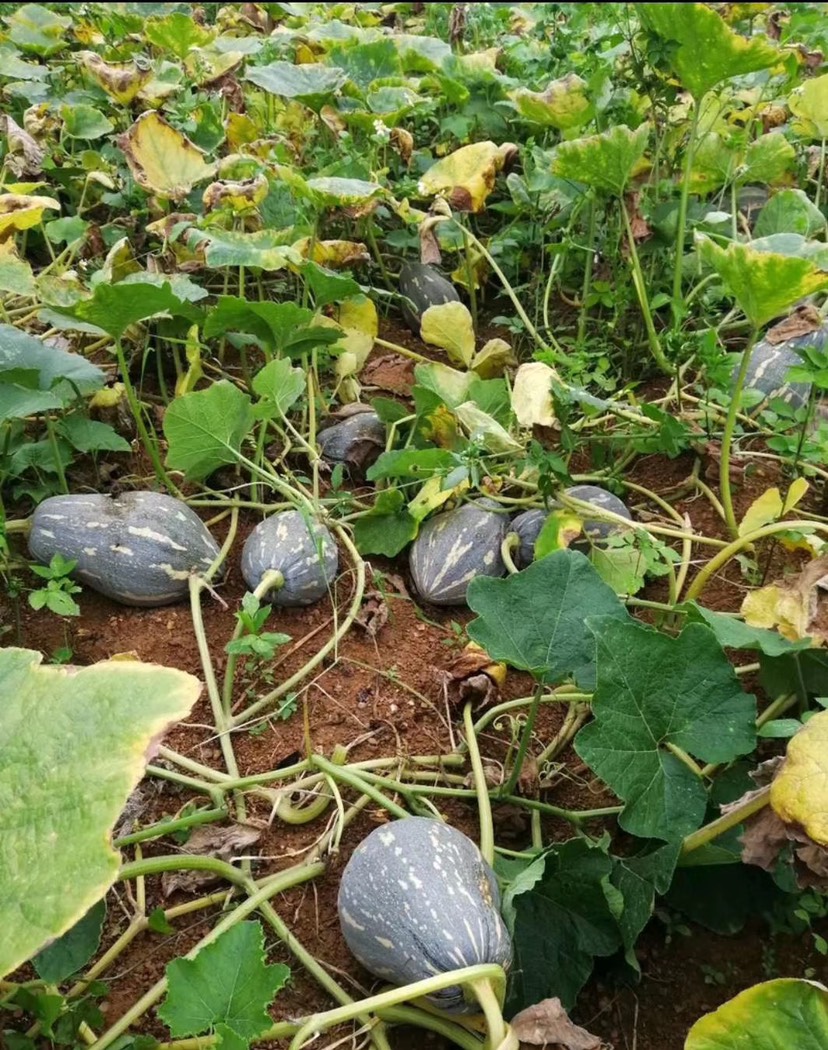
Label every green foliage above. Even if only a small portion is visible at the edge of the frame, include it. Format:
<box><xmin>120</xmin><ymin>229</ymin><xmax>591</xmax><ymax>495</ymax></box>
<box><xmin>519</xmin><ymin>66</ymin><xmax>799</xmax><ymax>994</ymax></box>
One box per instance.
<box><xmin>28</xmin><ymin>553</ymin><xmax>82</xmax><ymax>617</ymax></box>
<box><xmin>225</xmin><ymin>593</ymin><xmax>292</xmax><ymax>660</ymax></box>
<box><xmin>158</xmin><ymin>922</ymin><xmax>290</xmax><ymax>1044</ymax></box>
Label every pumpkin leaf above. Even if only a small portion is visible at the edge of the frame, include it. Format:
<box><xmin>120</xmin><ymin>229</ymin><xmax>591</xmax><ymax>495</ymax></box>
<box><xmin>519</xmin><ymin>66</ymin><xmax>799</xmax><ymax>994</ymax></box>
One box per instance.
<box><xmin>305</xmin><ymin>177</ymin><xmax>384</xmax><ymax>208</ymax></box>
<box><xmin>589</xmin><ymin>544</ymin><xmax>648</xmax><ymax>597</ymax></box>
<box><xmin>685</xmin><ymin>979</ymin><xmax>828</xmax><ymax>1050</ymax></box>
<box><xmin>49</xmin><ymin>282</ymin><xmax>200</xmax><ymax>341</ymax></box>
<box><xmin>741</xmin><ymin>556</ymin><xmax>828</xmax><ymax>644</ymax></box>
<box><xmin>697</xmin><ymin>237</ymin><xmax>828</xmax><ymax>328</ymax></box>
<box><xmin>418</xmin><ymin>141</ymin><xmax>517</xmax><ymax>213</ymax></box>
<box><xmin>251</xmin><ymin>358</ymin><xmax>306</xmax><ymax>418</ymax></box>
<box><xmin>118</xmin><ymin>112</ymin><xmax>215</xmax><ymax>201</ymax></box>
<box><xmin>0</xmin><ymin>249</ymin><xmax>35</xmax><ymax>296</ymax></box>
<box><xmin>639</xmin><ymin>3</ymin><xmax>779</xmax><ymax>101</ymax></box>
<box><xmin>680</xmin><ymin>603</ymin><xmax>811</xmax><ymax>656</ymax></box>
<box><xmin>535</xmin><ymin>510</ymin><xmax>584</xmax><ymax>558</ymax></box>
<box><xmin>738</xmin><ymin>486</ymin><xmax>784</xmax><ymax>537</ymax></box>
<box><xmin>0</xmin><ymin>193</ymin><xmax>59</xmax><ymax>236</ymax></box>
<box><xmin>470</xmin><ymin>338</ymin><xmax>515</xmax><ymax>379</ymax></box>
<box><xmin>789</xmin><ymin>73</ymin><xmax>828</xmax><ymax>139</ymax></box>
<box><xmin>245</xmin><ymin>61</ymin><xmax>347</xmax><ymax>104</ymax></box>
<box><xmin>186</xmin><ymin>228</ymin><xmax>300</xmax><ymax>271</ymax></box>
<box><xmin>352</xmin><ymin>488</ymin><xmax>419</xmax><ymax>557</ymax></box>
<box><xmin>503</xmin><ymin>839</ymin><xmax>621</xmax><ymax>1013</ymax></box>
<box><xmin>77</xmin><ymin>52</ymin><xmax>153</xmax><ymax>105</ymax></box>
<box><xmin>454</xmin><ymin>401</ymin><xmax>522</xmax><ymax>453</ymax></box>
<box><xmin>61</xmin><ymin>104</ymin><xmax>114</xmax><ymax>141</ymax></box>
<box><xmin>164</xmin><ymin>380</ymin><xmax>254</xmax><ymax>481</ymax></box>
<box><xmin>33</xmin><ymin>901</ymin><xmax>106</xmax><ymax>984</ymax></box>
<box><xmin>574</xmin><ymin>619</ymin><xmax>756</xmax><ymax>841</ymax></box>
<box><xmin>467</xmin><ymin>549</ymin><xmax>628</xmax><ymax>690</ymax></box>
<box><xmin>158</xmin><ymin>921</ymin><xmax>290</xmax><ymax>1041</ymax></box>
<box><xmin>367</xmin><ymin>448</ymin><xmax>462</xmax><ymax>481</ymax></box>
<box><xmin>144</xmin><ymin>12</ymin><xmax>214</xmax><ymax>59</ymax></box>
<box><xmin>511</xmin><ymin>361</ymin><xmax>558</xmax><ymax>428</ymax></box>
<box><xmin>770</xmin><ymin>708</ymin><xmax>828</xmax><ymax>845</ymax></box>
<box><xmin>6</xmin><ymin>3</ymin><xmax>71</xmax><ymax>57</ymax></box>
<box><xmin>510</xmin><ymin>73</ymin><xmax>592</xmax><ymax>130</ymax></box>
<box><xmin>0</xmin><ymin>648</ymin><xmax>200</xmax><ymax>978</ymax></box>
<box><xmin>552</xmin><ymin>125</ymin><xmax>649</xmax><ymax>196</ymax></box>
<box><xmin>0</xmin><ymin>324</ymin><xmax>104</xmax><ymax>397</ymax></box>
<box><xmin>754</xmin><ymin>189</ymin><xmax>827</xmax><ymax>239</ymax></box>
<box><xmin>420</xmin><ymin>301</ymin><xmax>475</xmax><ymax>367</ymax></box>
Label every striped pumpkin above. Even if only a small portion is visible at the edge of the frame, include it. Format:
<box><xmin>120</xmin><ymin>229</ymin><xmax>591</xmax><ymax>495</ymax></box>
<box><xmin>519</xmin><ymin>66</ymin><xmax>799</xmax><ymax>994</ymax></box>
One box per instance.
<box><xmin>338</xmin><ymin>817</ymin><xmax>512</xmax><ymax>1012</ymax></box>
<box><xmin>241</xmin><ymin>510</ymin><xmax>338</xmax><ymax>606</ymax></box>
<box><xmin>28</xmin><ymin>491</ymin><xmax>221</xmax><ymax>607</ymax></box>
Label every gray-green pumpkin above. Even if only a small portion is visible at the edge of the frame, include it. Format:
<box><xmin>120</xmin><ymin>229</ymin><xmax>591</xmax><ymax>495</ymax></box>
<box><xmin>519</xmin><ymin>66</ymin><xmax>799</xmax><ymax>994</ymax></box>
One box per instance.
<box><xmin>318</xmin><ymin>411</ymin><xmax>386</xmax><ymax>471</ymax></box>
<box><xmin>241</xmin><ymin>510</ymin><xmax>338</xmax><ymax>606</ymax></box>
<box><xmin>510</xmin><ymin>508</ymin><xmax>546</xmax><ymax>568</ymax></box>
<box><xmin>28</xmin><ymin>491</ymin><xmax>221</xmax><ymax>607</ymax></box>
<box><xmin>399</xmin><ymin>262</ymin><xmax>461</xmax><ymax>334</ymax></box>
<box><xmin>734</xmin><ymin>322</ymin><xmax>828</xmax><ymax>413</ymax></box>
<box><xmin>337</xmin><ymin>817</ymin><xmax>512</xmax><ymax>1013</ymax></box>
<box><xmin>410</xmin><ymin>499</ymin><xmax>507</xmax><ymax>606</ymax></box>
<box><xmin>565</xmin><ymin>484</ymin><xmax>632</xmax><ymax>541</ymax></box>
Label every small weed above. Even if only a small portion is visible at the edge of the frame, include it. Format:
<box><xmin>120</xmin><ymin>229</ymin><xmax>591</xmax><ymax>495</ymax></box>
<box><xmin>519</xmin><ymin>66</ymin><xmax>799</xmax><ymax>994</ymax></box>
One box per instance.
<box><xmin>28</xmin><ymin>554</ymin><xmax>81</xmax><ymax>618</ymax></box>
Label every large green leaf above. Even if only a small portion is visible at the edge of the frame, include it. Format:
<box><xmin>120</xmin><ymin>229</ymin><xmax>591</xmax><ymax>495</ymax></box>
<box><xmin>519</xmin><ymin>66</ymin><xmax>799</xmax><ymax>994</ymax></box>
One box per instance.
<box><xmin>5</xmin><ymin>3</ymin><xmax>71</xmax><ymax>56</ymax></box>
<box><xmin>575</xmin><ymin>619</ymin><xmax>756</xmax><ymax>841</ymax></box>
<box><xmin>164</xmin><ymin>380</ymin><xmax>254</xmax><ymax>480</ymax></box>
<box><xmin>33</xmin><ymin>901</ymin><xmax>106</xmax><ymax>983</ymax></box>
<box><xmin>48</xmin><ymin>282</ymin><xmax>201</xmax><ymax>340</ymax></box>
<box><xmin>611</xmin><ymin>843</ymin><xmax>679</xmax><ymax>967</ymax></box>
<box><xmin>552</xmin><ymin>124</ymin><xmax>648</xmax><ymax>196</ymax></box>
<box><xmin>245</xmin><ymin>61</ymin><xmax>347</xmax><ymax>103</ymax></box>
<box><xmin>680</xmin><ymin>602</ymin><xmax>811</xmax><ymax>656</ymax></box>
<box><xmin>685</xmin><ymin>979</ymin><xmax>828</xmax><ymax>1049</ymax></box>
<box><xmin>158</xmin><ymin>922</ymin><xmax>290</xmax><ymax>1042</ymax></box>
<box><xmin>0</xmin><ymin>323</ymin><xmax>104</xmax><ymax>396</ymax></box>
<box><xmin>754</xmin><ymin>189</ymin><xmax>827</xmax><ymax>239</ymax></box>
<box><xmin>0</xmin><ymin>648</ymin><xmax>200</xmax><ymax>977</ymax></box>
<box><xmin>697</xmin><ymin>237</ymin><xmax>828</xmax><ymax>328</ymax></box>
<box><xmin>503</xmin><ymin>839</ymin><xmax>621</xmax><ymax>1013</ymax></box>
<box><xmin>640</xmin><ymin>3</ymin><xmax>779</xmax><ymax>100</ymax></box>
<box><xmin>466</xmin><ymin>550</ymin><xmax>628</xmax><ymax>690</ymax></box>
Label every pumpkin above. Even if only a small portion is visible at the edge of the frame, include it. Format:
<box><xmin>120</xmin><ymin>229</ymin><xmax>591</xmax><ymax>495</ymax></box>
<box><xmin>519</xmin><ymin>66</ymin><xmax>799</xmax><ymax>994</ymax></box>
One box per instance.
<box><xmin>509</xmin><ymin>487</ymin><xmax>631</xmax><ymax>567</ymax></box>
<box><xmin>318</xmin><ymin>411</ymin><xmax>386</xmax><ymax>472</ymax></box>
<box><xmin>28</xmin><ymin>491</ymin><xmax>221</xmax><ymax>607</ymax></box>
<box><xmin>565</xmin><ymin>484</ymin><xmax>632</xmax><ymax>542</ymax></box>
<box><xmin>509</xmin><ymin>509</ymin><xmax>546</xmax><ymax>569</ymax></box>
<box><xmin>337</xmin><ymin>817</ymin><xmax>512</xmax><ymax>1012</ymax></box>
<box><xmin>241</xmin><ymin>509</ymin><xmax>338</xmax><ymax>606</ymax></box>
<box><xmin>399</xmin><ymin>261</ymin><xmax>461</xmax><ymax>335</ymax></box>
<box><xmin>735</xmin><ymin>323</ymin><xmax>828</xmax><ymax>413</ymax></box>
<box><xmin>409</xmin><ymin>499</ymin><xmax>507</xmax><ymax>606</ymax></box>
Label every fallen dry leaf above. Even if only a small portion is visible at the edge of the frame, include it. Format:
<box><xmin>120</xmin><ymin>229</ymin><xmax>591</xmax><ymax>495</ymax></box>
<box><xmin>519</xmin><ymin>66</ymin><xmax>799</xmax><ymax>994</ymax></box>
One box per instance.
<box><xmin>1</xmin><ymin>115</ymin><xmax>44</xmax><ymax>177</ymax></box>
<box><xmin>162</xmin><ymin>823</ymin><xmax>262</xmax><ymax>896</ymax></box>
<box><xmin>741</xmin><ymin>554</ymin><xmax>828</xmax><ymax>644</ymax></box>
<box><xmin>766</xmin><ymin>303</ymin><xmax>822</xmax><ymax>345</ymax></box>
<box><xmin>511</xmin><ymin>997</ymin><xmax>603</xmax><ymax>1049</ymax></box>
<box><xmin>355</xmin><ymin>590</ymin><xmax>390</xmax><ymax>638</ymax></box>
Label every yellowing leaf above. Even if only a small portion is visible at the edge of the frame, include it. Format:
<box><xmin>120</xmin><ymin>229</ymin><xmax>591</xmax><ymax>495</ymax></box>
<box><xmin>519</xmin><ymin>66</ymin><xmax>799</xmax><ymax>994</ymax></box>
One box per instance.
<box><xmin>455</xmin><ymin>401</ymin><xmax>522</xmax><ymax>453</ymax></box>
<box><xmin>783</xmin><ymin>477</ymin><xmax>809</xmax><ymax>514</ymax></box>
<box><xmin>738</xmin><ymin>487</ymin><xmax>783</xmax><ymax>537</ymax></box>
<box><xmin>510</xmin><ymin>74</ymin><xmax>592</xmax><ymax>130</ymax></box>
<box><xmin>117</xmin><ymin>112</ymin><xmax>215</xmax><ymax>202</ymax></box>
<box><xmin>771</xmin><ymin>709</ymin><xmax>828</xmax><ymax>844</ymax></box>
<box><xmin>789</xmin><ymin>73</ymin><xmax>828</xmax><ymax>139</ymax></box>
<box><xmin>408</xmin><ymin>475</ymin><xmax>469</xmax><ymax>522</ymax></box>
<box><xmin>418</xmin><ymin>141</ymin><xmax>518</xmax><ymax>213</ymax></box>
<box><xmin>420</xmin><ymin>301</ymin><xmax>475</xmax><ymax>367</ymax></box>
<box><xmin>333</xmin><ymin>295</ymin><xmax>377</xmax><ymax>375</ymax></box>
<box><xmin>0</xmin><ymin>193</ymin><xmax>59</xmax><ymax>239</ymax></box>
<box><xmin>291</xmin><ymin>238</ymin><xmax>370</xmax><ymax>268</ymax></box>
<box><xmin>471</xmin><ymin>337</ymin><xmax>515</xmax><ymax>378</ymax></box>
<box><xmin>202</xmin><ymin>174</ymin><xmax>268</xmax><ymax>214</ymax></box>
<box><xmin>77</xmin><ymin>52</ymin><xmax>152</xmax><ymax>104</ymax></box>
<box><xmin>741</xmin><ymin>584</ymin><xmax>810</xmax><ymax>641</ymax></box>
<box><xmin>511</xmin><ymin>361</ymin><xmax>559</xmax><ymax>428</ymax></box>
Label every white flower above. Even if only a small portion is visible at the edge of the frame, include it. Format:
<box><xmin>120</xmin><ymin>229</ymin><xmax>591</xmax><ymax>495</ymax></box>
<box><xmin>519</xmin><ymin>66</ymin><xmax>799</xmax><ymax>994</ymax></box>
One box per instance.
<box><xmin>372</xmin><ymin>118</ymin><xmax>391</xmax><ymax>141</ymax></box>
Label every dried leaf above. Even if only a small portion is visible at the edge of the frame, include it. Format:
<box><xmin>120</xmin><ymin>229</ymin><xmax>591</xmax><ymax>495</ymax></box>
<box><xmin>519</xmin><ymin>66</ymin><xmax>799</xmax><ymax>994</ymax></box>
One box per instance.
<box><xmin>419</xmin><ymin>141</ymin><xmax>518</xmax><ymax>213</ymax></box>
<box><xmin>202</xmin><ymin>174</ymin><xmax>268</xmax><ymax>214</ymax></box>
<box><xmin>766</xmin><ymin>303</ymin><xmax>823</xmax><ymax>345</ymax></box>
<box><xmin>511</xmin><ymin>996</ymin><xmax>602</xmax><ymax>1049</ymax></box>
<box><xmin>419</xmin><ymin>215</ymin><xmax>443</xmax><ymax>266</ymax></box>
<box><xmin>390</xmin><ymin>127</ymin><xmax>414</xmax><ymax>166</ymax></box>
<box><xmin>355</xmin><ymin>590</ymin><xmax>390</xmax><ymax>638</ymax></box>
<box><xmin>741</xmin><ymin>555</ymin><xmax>828</xmax><ymax>643</ymax></box>
<box><xmin>161</xmin><ymin>824</ymin><xmax>261</xmax><ymax>896</ymax></box>
<box><xmin>471</xmin><ymin>338</ymin><xmax>515</xmax><ymax>379</ymax></box>
<box><xmin>78</xmin><ymin>52</ymin><xmax>153</xmax><ymax>104</ymax></box>
<box><xmin>0</xmin><ymin>115</ymin><xmax>43</xmax><ymax>177</ymax></box>
<box><xmin>292</xmin><ymin>239</ymin><xmax>370</xmax><ymax>268</ymax></box>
